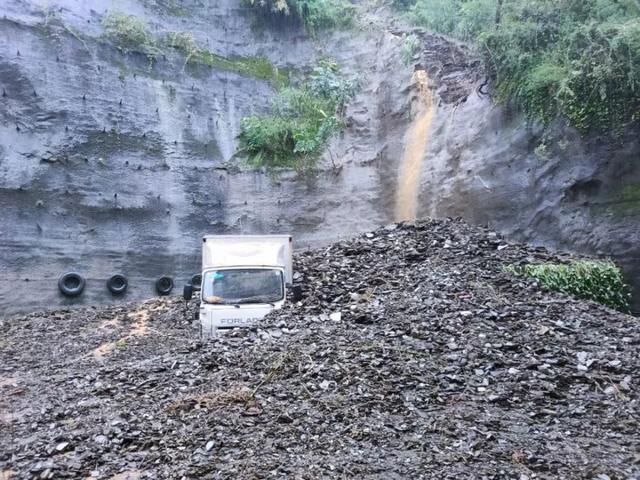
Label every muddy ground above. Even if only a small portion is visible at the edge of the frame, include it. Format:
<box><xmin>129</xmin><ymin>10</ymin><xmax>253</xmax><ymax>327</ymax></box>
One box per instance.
<box><xmin>1</xmin><ymin>219</ymin><xmax>639</xmax><ymax>479</ymax></box>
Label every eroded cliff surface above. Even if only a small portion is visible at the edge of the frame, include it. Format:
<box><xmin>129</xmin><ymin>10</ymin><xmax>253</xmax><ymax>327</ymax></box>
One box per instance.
<box><xmin>0</xmin><ymin>0</ymin><xmax>411</xmax><ymax>313</ymax></box>
<box><xmin>408</xmin><ymin>32</ymin><xmax>640</xmax><ymax>310</ymax></box>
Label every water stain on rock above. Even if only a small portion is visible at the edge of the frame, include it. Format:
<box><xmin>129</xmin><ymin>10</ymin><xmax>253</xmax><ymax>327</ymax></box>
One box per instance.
<box><xmin>395</xmin><ymin>69</ymin><xmax>434</xmax><ymax>222</ymax></box>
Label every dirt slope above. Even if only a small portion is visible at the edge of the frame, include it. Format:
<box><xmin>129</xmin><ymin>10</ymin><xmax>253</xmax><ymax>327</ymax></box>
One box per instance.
<box><xmin>1</xmin><ymin>219</ymin><xmax>639</xmax><ymax>479</ymax></box>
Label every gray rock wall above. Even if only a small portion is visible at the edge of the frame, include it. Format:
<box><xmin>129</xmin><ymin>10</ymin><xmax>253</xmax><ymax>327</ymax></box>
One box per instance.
<box><xmin>414</xmin><ymin>33</ymin><xmax>640</xmax><ymax>311</ymax></box>
<box><xmin>0</xmin><ymin>0</ymin><xmax>411</xmax><ymax>315</ymax></box>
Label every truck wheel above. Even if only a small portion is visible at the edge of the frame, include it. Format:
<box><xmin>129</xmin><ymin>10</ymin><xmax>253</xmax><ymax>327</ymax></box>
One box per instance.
<box><xmin>58</xmin><ymin>272</ymin><xmax>85</xmax><ymax>297</ymax></box>
<box><xmin>191</xmin><ymin>274</ymin><xmax>202</xmax><ymax>290</ymax></box>
<box><xmin>106</xmin><ymin>274</ymin><xmax>128</xmax><ymax>295</ymax></box>
<box><xmin>155</xmin><ymin>276</ymin><xmax>174</xmax><ymax>295</ymax></box>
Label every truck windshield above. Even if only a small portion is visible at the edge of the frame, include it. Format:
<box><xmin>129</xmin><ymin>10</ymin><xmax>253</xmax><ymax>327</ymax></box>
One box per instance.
<box><xmin>202</xmin><ymin>269</ymin><xmax>284</xmax><ymax>305</ymax></box>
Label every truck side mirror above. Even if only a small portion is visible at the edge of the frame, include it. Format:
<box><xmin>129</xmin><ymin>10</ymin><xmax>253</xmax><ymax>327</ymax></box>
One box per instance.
<box><xmin>290</xmin><ymin>285</ymin><xmax>303</xmax><ymax>302</ymax></box>
<box><xmin>183</xmin><ymin>283</ymin><xmax>193</xmax><ymax>301</ymax></box>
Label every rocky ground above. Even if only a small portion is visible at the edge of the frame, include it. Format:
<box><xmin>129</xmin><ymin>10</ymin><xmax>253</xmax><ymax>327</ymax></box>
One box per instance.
<box><xmin>1</xmin><ymin>219</ymin><xmax>639</xmax><ymax>479</ymax></box>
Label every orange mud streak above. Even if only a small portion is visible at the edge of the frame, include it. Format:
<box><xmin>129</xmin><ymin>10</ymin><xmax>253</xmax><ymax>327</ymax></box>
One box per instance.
<box><xmin>394</xmin><ymin>70</ymin><xmax>434</xmax><ymax>222</ymax></box>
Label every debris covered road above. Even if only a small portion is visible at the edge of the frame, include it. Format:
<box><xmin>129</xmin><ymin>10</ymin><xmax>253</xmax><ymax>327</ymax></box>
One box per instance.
<box><xmin>1</xmin><ymin>219</ymin><xmax>639</xmax><ymax>479</ymax></box>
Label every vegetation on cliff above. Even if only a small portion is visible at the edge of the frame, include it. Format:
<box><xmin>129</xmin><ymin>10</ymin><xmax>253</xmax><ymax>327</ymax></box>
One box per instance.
<box><xmin>165</xmin><ymin>31</ymin><xmax>289</xmax><ymax>87</ymax></box>
<box><xmin>239</xmin><ymin>61</ymin><xmax>355</xmax><ymax>170</ymax></box>
<box><xmin>509</xmin><ymin>260</ymin><xmax>631</xmax><ymax>312</ymax></box>
<box><xmin>101</xmin><ymin>12</ymin><xmax>287</xmax><ymax>85</ymax></box>
<box><xmin>101</xmin><ymin>11</ymin><xmax>160</xmax><ymax>56</ymax></box>
<box><xmin>244</xmin><ymin>0</ymin><xmax>354</xmax><ymax>34</ymax></box>
<box><xmin>399</xmin><ymin>0</ymin><xmax>640</xmax><ymax>132</ymax></box>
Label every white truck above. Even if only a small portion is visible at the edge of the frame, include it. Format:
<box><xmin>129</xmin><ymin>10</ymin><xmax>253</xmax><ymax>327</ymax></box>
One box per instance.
<box><xmin>183</xmin><ymin>235</ymin><xmax>301</xmax><ymax>338</ymax></box>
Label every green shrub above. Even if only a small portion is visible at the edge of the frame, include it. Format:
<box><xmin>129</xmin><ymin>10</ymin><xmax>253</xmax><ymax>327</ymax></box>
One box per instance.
<box><xmin>391</xmin><ymin>0</ymin><xmax>417</xmax><ymax>11</ymax></box>
<box><xmin>408</xmin><ymin>0</ymin><xmax>640</xmax><ymax>132</ymax></box>
<box><xmin>102</xmin><ymin>14</ymin><xmax>287</xmax><ymax>84</ymax></box>
<box><xmin>102</xmin><ymin>11</ymin><xmax>160</xmax><ymax>56</ymax></box>
<box><xmin>189</xmin><ymin>50</ymin><xmax>289</xmax><ymax>87</ymax></box>
<box><xmin>307</xmin><ymin>60</ymin><xmax>356</xmax><ymax>105</ymax></box>
<box><xmin>456</xmin><ymin>0</ymin><xmax>497</xmax><ymax>40</ymax></box>
<box><xmin>410</xmin><ymin>0</ymin><xmax>459</xmax><ymax>35</ymax></box>
<box><xmin>245</xmin><ymin>0</ymin><xmax>354</xmax><ymax>34</ymax></box>
<box><xmin>509</xmin><ymin>260</ymin><xmax>631</xmax><ymax>312</ymax></box>
<box><xmin>238</xmin><ymin>62</ymin><xmax>354</xmax><ymax>170</ymax></box>
<box><xmin>400</xmin><ymin>34</ymin><xmax>420</xmax><ymax>65</ymax></box>
<box><xmin>239</xmin><ymin>89</ymin><xmax>341</xmax><ymax>170</ymax></box>
<box><xmin>164</xmin><ymin>31</ymin><xmax>201</xmax><ymax>58</ymax></box>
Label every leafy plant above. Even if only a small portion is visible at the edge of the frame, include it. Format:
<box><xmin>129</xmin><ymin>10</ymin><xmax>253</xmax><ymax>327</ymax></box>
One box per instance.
<box><xmin>245</xmin><ymin>0</ymin><xmax>354</xmax><ymax>34</ymax></box>
<box><xmin>101</xmin><ymin>19</ymin><xmax>287</xmax><ymax>85</ymax></box>
<box><xmin>189</xmin><ymin>50</ymin><xmax>290</xmax><ymax>87</ymax></box>
<box><xmin>410</xmin><ymin>0</ymin><xmax>459</xmax><ymax>35</ymax></box>
<box><xmin>400</xmin><ymin>34</ymin><xmax>420</xmax><ymax>65</ymax></box>
<box><xmin>308</xmin><ymin>60</ymin><xmax>356</xmax><ymax>106</ymax></box>
<box><xmin>509</xmin><ymin>260</ymin><xmax>631</xmax><ymax>312</ymax></box>
<box><xmin>407</xmin><ymin>0</ymin><xmax>640</xmax><ymax>132</ymax></box>
<box><xmin>164</xmin><ymin>31</ymin><xmax>201</xmax><ymax>60</ymax></box>
<box><xmin>391</xmin><ymin>0</ymin><xmax>417</xmax><ymax>11</ymax></box>
<box><xmin>101</xmin><ymin>11</ymin><xmax>160</xmax><ymax>56</ymax></box>
<box><xmin>238</xmin><ymin>62</ymin><xmax>354</xmax><ymax>170</ymax></box>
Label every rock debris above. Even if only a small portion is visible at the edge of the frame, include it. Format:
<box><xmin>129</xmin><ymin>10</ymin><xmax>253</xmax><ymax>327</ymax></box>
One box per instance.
<box><xmin>1</xmin><ymin>219</ymin><xmax>638</xmax><ymax>479</ymax></box>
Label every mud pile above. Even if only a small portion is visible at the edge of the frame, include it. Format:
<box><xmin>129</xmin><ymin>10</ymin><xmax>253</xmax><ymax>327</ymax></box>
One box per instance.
<box><xmin>1</xmin><ymin>220</ymin><xmax>639</xmax><ymax>479</ymax></box>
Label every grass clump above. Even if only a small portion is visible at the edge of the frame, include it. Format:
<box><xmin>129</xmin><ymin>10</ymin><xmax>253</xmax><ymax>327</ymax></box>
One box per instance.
<box><xmin>238</xmin><ymin>61</ymin><xmax>355</xmax><ymax>170</ymax></box>
<box><xmin>401</xmin><ymin>33</ymin><xmax>420</xmax><ymax>65</ymax></box>
<box><xmin>616</xmin><ymin>183</ymin><xmax>640</xmax><ymax>206</ymax></box>
<box><xmin>164</xmin><ymin>31</ymin><xmax>200</xmax><ymax>57</ymax></box>
<box><xmin>509</xmin><ymin>260</ymin><xmax>630</xmax><ymax>312</ymax></box>
<box><xmin>161</xmin><ymin>31</ymin><xmax>288</xmax><ymax>87</ymax></box>
<box><xmin>101</xmin><ymin>11</ymin><xmax>287</xmax><ymax>85</ymax></box>
<box><xmin>404</xmin><ymin>0</ymin><xmax>640</xmax><ymax>133</ymax></box>
<box><xmin>101</xmin><ymin>11</ymin><xmax>160</xmax><ymax>56</ymax></box>
<box><xmin>189</xmin><ymin>50</ymin><xmax>290</xmax><ymax>88</ymax></box>
<box><xmin>599</xmin><ymin>182</ymin><xmax>640</xmax><ymax>217</ymax></box>
<box><xmin>245</xmin><ymin>0</ymin><xmax>354</xmax><ymax>35</ymax></box>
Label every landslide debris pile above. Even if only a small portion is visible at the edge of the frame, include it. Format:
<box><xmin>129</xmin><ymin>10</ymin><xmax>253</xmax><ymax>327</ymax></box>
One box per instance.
<box><xmin>1</xmin><ymin>219</ymin><xmax>639</xmax><ymax>479</ymax></box>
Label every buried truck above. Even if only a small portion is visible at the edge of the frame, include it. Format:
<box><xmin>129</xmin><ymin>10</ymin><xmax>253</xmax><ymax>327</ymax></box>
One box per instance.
<box><xmin>184</xmin><ymin>235</ymin><xmax>301</xmax><ymax>338</ymax></box>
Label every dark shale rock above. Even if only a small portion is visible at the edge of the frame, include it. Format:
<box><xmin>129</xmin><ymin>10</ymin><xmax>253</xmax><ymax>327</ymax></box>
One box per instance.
<box><xmin>1</xmin><ymin>219</ymin><xmax>638</xmax><ymax>479</ymax></box>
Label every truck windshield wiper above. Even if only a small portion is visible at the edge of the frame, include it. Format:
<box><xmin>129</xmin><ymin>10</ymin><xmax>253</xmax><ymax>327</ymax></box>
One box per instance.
<box><xmin>206</xmin><ymin>295</ymin><xmax>280</xmax><ymax>306</ymax></box>
<box><xmin>234</xmin><ymin>295</ymin><xmax>280</xmax><ymax>305</ymax></box>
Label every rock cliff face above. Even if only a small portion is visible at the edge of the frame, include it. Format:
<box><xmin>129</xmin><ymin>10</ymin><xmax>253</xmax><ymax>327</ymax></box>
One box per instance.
<box><xmin>410</xmin><ymin>31</ymin><xmax>640</xmax><ymax>311</ymax></box>
<box><xmin>1</xmin><ymin>0</ymin><xmax>639</xmax><ymax>314</ymax></box>
<box><xmin>0</xmin><ymin>0</ymin><xmax>412</xmax><ymax>313</ymax></box>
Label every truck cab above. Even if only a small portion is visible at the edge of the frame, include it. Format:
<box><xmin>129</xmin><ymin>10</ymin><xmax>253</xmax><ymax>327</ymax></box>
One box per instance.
<box><xmin>184</xmin><ymin>235</ymin><xmax>299</xmax><ymax>338</ymax></box>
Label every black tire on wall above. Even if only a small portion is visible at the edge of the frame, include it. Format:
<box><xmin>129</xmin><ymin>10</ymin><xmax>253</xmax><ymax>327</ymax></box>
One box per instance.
<box><xmin>191</xmin><ymin>274</ymin><xmax>202</xmax><ymax>290</ymax></box>
<box><xmin>156</xmin><ymin>276</ymin><xmax>174</xmax><ymax>295</ymax></box>
<box><xmin>106</xmin><ymin>274</ymin><xmax>128</xmax><ymax>295</ymax></box>
<box><xmin>58</xmin><ymin>272</ymin><xmax>86</xmax><ymax>297</ymax></box>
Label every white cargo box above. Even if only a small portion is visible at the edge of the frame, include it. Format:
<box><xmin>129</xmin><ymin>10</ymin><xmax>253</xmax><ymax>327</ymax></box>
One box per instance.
<box><xmin>202</xmin><ymin>235</ymin><xmax>293</xmax><ymax>284</ymax></box>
